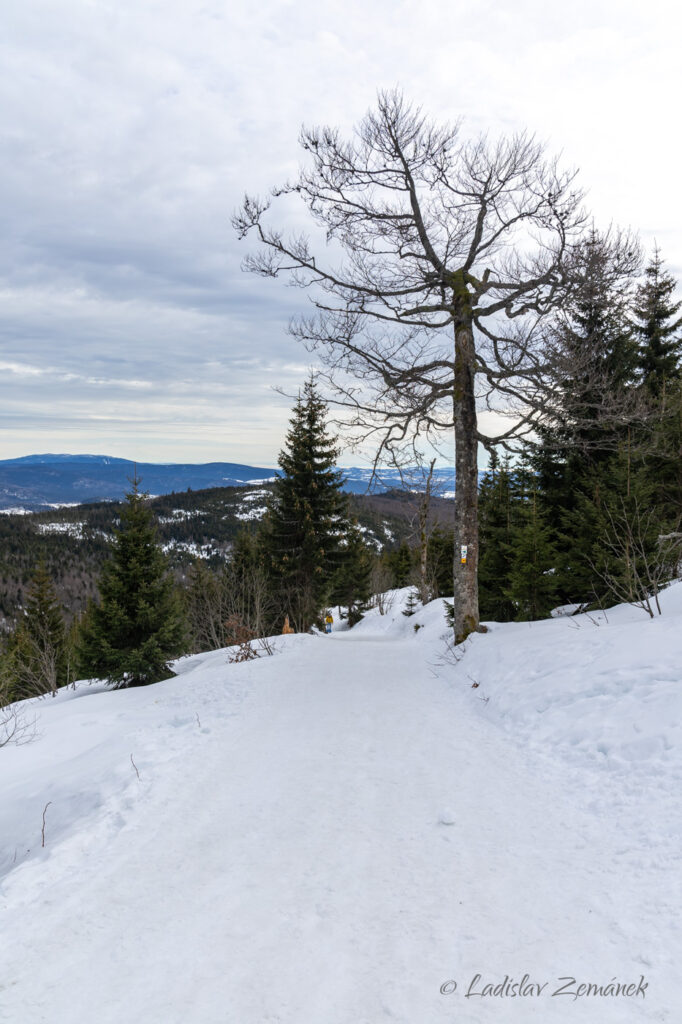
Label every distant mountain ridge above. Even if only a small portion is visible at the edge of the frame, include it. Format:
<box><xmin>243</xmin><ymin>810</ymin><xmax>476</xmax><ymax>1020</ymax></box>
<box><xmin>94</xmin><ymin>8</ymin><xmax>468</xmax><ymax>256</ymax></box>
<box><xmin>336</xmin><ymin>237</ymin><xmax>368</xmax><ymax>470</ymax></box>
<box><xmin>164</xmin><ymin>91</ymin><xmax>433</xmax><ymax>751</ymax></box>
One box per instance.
<box><xmin>0</xmin><ymin>455</ymin><xmax>277</xmax><ymax>509</ymax></box>
<box><xmin>2</xmin><ymin>454</ymin><xmax>134</xmax><ymax>466</ymax></box>
<box><xmin>0</xmin><ymin>454</ymin><xmax>456</xmax><ymax>509</ymax></box>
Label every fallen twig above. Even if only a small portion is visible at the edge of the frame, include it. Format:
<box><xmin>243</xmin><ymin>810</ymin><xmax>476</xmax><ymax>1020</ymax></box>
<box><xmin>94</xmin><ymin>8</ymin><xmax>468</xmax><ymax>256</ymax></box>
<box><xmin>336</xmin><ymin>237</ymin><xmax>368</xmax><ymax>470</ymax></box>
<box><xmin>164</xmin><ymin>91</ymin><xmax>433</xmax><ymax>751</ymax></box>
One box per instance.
<box><xmin>41</xmin><ymin>801</ymin><xmax>52</xmax><ymax>848</ymax></box>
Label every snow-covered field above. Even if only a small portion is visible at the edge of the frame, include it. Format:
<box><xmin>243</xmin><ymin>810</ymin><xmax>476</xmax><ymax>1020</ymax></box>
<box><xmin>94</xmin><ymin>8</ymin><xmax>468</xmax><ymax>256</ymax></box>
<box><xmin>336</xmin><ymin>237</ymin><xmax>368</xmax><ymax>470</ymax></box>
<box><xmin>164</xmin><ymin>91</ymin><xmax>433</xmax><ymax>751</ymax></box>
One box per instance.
<box><xmin>1</xmin><ymin>587</ymin><xmax>680</xmax><ymax>1022</ymax></box>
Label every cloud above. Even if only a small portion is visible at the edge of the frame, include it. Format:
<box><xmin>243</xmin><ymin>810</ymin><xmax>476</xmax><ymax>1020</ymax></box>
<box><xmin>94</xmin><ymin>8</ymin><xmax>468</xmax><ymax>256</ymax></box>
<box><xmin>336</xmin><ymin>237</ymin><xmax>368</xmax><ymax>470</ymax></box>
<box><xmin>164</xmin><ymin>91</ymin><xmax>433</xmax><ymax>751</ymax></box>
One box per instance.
<box><xmin>1</xmin><ymin>0</ymin><xmax>680</xmax><ymax>460</ymax></box>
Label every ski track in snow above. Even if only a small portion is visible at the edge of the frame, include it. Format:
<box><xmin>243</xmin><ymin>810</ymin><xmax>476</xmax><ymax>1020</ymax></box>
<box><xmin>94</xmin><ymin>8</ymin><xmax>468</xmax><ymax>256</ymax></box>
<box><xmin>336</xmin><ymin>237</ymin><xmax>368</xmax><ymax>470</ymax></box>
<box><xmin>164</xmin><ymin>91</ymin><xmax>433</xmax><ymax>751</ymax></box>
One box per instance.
<box><xmin>0</xmin><ymin>592</ymin><xmax>680</xmax><ymax>1022</ymax></box>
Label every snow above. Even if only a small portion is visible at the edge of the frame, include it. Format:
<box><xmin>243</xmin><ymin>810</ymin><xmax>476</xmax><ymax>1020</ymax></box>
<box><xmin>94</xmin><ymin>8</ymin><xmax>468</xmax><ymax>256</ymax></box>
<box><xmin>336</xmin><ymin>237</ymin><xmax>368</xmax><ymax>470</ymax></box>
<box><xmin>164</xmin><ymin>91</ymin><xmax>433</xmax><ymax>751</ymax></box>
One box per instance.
<box><xmin>239</xmin><ymin>489</ymin><xmax>271</xmax><ymax>502</ymax></box>
<box><xmin>1</xmin><ymin>586</ymin><xmax>680</xmax><ymax>1021</ymax></box>
<box><xmin>161</xmin><ymin>539</ymin><xmax>226</xmax><ymax>559</ymax></box>
<box><xmin>36</xmin><ymin>521</ymin><xmax>86</xmax><ymax>539</ymax></box>
<box><xmin>0</xmin><ymin>502</ymin><xmax>95</xmax><ymax>514</ymax></box>
<box><xmin>157</xmin><ymin>509</ymin><xmax>204</xmax><ymax>523</ymax></box>
<box><xmin>232</xmin><ymin>489</ymin><xmax>271</xmax><ymax>521</ymax></box>
<box><xmin>34</xmin><ymin>521</ymin><xmax>112</xmax><ymax>541</ymax></box>
<box><xmin>233</xmin><ymin>476</ymin><xmax>277</xmax><ymax>485</ymax></box>
<box><xmin>356</xmin><ymin>523</ymin><xmax>383</xmax><ymax>550</ymax></box>
<box><xmin>234</xmin><ymin>505</ymin><xmax>268</xmax><ymax>521</ymax></box>
<box><xmin>550</xmin><ymin>601</ymin><xmax>587</xmax><ymax>617</ymax></box>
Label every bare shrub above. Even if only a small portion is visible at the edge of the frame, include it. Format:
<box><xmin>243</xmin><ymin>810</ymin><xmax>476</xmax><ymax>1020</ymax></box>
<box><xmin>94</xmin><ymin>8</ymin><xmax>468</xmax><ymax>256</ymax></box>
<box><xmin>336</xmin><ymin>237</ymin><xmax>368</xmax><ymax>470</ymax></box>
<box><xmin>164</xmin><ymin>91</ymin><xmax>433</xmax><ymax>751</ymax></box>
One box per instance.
<box><xmin>225</xmin><ymin>615</ymin><xmax>260</xmax><ymax>663</ymax></box>
<box><xmin>224</xmin><ymin>616</ymin><xmax>277</xmax><ymax>663</ymax></box>
<box><xmin>0</xmin><ymin>689</ymin><xmax>38</xmax><ymax>748</ymax></box>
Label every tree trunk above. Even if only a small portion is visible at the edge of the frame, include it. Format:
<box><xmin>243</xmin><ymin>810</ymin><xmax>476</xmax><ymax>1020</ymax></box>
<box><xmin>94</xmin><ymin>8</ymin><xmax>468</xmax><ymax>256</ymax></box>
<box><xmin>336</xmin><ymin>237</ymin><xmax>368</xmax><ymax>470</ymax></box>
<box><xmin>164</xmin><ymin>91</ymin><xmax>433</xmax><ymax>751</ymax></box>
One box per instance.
<box><xmin>452</xmin><ymin>316</ymin><xmax>480</xmax><ymax>643</ymax></box>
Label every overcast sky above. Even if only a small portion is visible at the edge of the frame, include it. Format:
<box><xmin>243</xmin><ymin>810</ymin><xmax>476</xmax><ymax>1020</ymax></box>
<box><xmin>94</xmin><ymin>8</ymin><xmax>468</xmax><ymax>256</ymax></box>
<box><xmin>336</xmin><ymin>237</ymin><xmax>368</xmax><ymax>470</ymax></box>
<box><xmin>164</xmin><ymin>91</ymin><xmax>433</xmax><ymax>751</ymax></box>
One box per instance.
<box><xmin>2</xmin><ymin>0</ymin><xmax>680</xmax><ymax>466</ymax></box>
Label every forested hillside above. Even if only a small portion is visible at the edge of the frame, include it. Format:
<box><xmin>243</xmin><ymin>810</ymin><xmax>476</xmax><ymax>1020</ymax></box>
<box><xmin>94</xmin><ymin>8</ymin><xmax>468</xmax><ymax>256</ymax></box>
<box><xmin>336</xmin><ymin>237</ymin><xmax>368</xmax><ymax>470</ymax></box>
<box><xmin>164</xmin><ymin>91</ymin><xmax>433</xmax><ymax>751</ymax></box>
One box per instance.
<box><xmin>0</xmin><ymin>483</ymin><xmax>438</xmax><ymax>627</ymax></box>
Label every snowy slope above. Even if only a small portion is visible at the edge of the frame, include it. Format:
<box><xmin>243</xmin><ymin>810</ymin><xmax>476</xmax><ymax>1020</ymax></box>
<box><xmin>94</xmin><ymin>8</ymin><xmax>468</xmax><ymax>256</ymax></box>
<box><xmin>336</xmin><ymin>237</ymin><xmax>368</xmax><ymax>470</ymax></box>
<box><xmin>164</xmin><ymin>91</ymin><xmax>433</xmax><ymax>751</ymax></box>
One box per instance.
<box><xmin>1</xmin><ymin>588</ymin><xmax>680</xmax><ymax>1022</ymax></box>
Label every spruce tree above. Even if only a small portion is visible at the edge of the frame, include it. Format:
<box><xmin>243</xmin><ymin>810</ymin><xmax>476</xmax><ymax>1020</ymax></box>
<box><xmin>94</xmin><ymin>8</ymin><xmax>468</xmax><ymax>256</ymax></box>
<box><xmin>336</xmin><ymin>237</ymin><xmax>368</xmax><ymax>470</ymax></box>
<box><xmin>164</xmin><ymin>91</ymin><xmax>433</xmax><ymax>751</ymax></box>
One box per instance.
<box><xmin>632</xmin><ymin>246</ymin><xmax>682</xmax><ymax>396</ymax></box>
<box><xmin>5</xmin><ymin>561</ymin><xmax>68</xmax><ymax>700</ymax></box>
<box><xmin>426</xmin><ymin>527</ymin><xmax>455</xmax><ymax>598</ymax></box>
<box><xmin>505</xmin><ymin>466</ymin><xmax>559</xmax><ymax>621</ymax></box>
<box><xmin>557</xmin><ymin>228</ymin><xmax>639</xmax><ymax>451</ymax></box>
<box><xmin>598</xmin><ymin>471</ymin><xmax>664</xmax><ymax>612</ymax></box>
<box><xmin>533</xmin><ymin>229</ymin><xmax>640</xmax><ymax>604</ymax></box>
<box><xmin>328</xmin><ymin>524</ymin><xmax>373</xmax><ymax>626</ymax></box>
<box><xmin>401</xmin><ymin>587</ymin><xmax>420</xmax><ymax>617</ymax></box>
<box><xmin>630</xmin><ymin>249</ymin><xmax>682</xmax><ymax>517</ymax></box>
<box><xmin>477</xmin><ymin>452</ymin><xmax>517</xmax><ymax>621</ymax></box>
<box><xmin>647</xmin><ymin>379</ymin><xmax>682</xmax><ymax>518</ymax></box>
<box><xmin>261</xmin><ymin>378</ymin><xmax>348</xmax><ymax>632</ymax></box>
<box><xmin>388</xmin><ymin>542</ymin><xmax>413</xmax><ymax>588</ymax></box>
<box><xmin>556</xmin><ymin>440</ymin><xmax>665</xmax><ymax>609</ymax></box>
<box><xmin>78</xmin><ymin>478</ymin><xmax>186</xmax><ymax>687</ymax></box>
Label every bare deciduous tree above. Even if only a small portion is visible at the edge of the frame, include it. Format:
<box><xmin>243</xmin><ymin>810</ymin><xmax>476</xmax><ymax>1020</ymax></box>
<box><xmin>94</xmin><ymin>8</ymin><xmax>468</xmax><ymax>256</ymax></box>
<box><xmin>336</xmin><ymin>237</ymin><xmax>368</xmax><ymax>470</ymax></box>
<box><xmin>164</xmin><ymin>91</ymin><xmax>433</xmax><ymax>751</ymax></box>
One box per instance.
<box><xmin>185</xmin><ymin>558</ymin><xmax>277</xmax><ymax>654</ymax></box>
<box><xmin>228</xmin><ymin>563</ymin><xmax>277</xmax><ymax>639</ymax></box>
<box><xmin>185</xmin><ymin>562</ymin><xmax>234</xmax><ymax>653</ymax></box>
<box><xmin>368</xmin><ymin>562</ymin><xmax>395</xmax><ymax>615</ymax></box>
<box><xmin>5</xmin><ymin>618</ymin><xmax>63</xmax><ymax>701</ymax></box>
<box><xmin>234</xmin><ymin>89</ymin><xmax>594</xmax><ymax>641</ymax></box>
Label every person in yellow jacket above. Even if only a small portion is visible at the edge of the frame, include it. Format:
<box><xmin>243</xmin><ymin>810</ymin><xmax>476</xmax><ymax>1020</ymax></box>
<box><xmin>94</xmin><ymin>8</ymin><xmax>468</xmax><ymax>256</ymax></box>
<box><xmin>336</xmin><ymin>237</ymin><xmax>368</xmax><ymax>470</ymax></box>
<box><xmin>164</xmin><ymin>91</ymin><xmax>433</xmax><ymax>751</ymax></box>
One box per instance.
<box><xmin>324</xmin><ymin>612</ymin><xmax>333</xmax><ymax>634</ymax></box>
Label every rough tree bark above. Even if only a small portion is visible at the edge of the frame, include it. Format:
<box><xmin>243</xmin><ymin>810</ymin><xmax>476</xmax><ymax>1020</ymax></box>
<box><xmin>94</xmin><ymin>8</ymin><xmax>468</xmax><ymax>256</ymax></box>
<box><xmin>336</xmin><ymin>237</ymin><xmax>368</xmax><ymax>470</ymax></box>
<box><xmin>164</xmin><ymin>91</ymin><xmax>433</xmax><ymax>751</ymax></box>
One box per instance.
<box><xmin>453</xmin><ymin>311</ymin><xmax>480</xmax><ymax>640</ymax></box>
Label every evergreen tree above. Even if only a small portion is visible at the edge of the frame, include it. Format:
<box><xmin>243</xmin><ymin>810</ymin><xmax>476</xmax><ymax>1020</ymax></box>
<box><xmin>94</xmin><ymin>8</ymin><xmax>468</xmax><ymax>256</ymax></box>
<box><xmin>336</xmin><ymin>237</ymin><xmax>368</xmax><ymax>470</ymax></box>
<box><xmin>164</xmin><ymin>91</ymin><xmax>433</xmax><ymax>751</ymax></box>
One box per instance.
<box><xmin>4</xmin><ymin>561</ymin><xmax>68</xmax><ymax>700</ymax></box>
<box><xmin>595</xmin><ymin>472</ymin><xmax>666</xmax><ymax>614</ymax></box>
<box><xmin>646</xmin><ymin>379</ymin><xmax>682</xmax><ymax>518</ymax></box>
<box><xmin>477</xmin><ymin>452</ymin><xmax>517</xmax><ymax>621</ymax></box>
<box><xmin>556</xmin><ymin>228</ymin><xmax>639</xmax><ymax>452</ymax></box>
<box><xmin>632</xmin><ymin>246</ymin><xmax>682</xmax><ymax>396</ymax></box>
<box><xmin>558</xmin><ymin>442</ymin><xmax>666</xmax><ymax>609</ymax></box>
<box><xmin>78</xmin><ymin>478</ymin><xmax>186</xmax><ymax>687</ymax></box>
<box><xmin>630</xmin><ymin>249</ymin><xmax>682</xmax><ymax>517</ymax></box>
<box><xmin>505</xmin><ymin>466</ymin><xmax>559</xmax><ymax>621</ymax></box>
<box><xmin>401</xmin><ymin>587</ymin><xmax>420</xmax><ymax>617</ymax></box>
<box><xmin>531</xmin><ymin>229</ymin><xmax>641</xmax><ymax>604</ymax></box>
<box><xmin>535</xmin><ymin>227</ymin><xmax>638</xmax><ymax>496</ymax></box>
<box><xmin>426</xmin><ymin>527</ymin><xmax>455</xmax><ymax>598</ymax></box>
<box><xmin>388</xmin><ymin>542</ymin><xmax>413</xmax><ymax>588</ymax></box>
<box><xmin>261</xmin><ymin>378</ymin><xmax>348</xmax><ymax>632</ymax></box>
<box><xmin>328</xmin><ymin>524</ymin><xmax>373</xmax><ymax>626</ymax></box>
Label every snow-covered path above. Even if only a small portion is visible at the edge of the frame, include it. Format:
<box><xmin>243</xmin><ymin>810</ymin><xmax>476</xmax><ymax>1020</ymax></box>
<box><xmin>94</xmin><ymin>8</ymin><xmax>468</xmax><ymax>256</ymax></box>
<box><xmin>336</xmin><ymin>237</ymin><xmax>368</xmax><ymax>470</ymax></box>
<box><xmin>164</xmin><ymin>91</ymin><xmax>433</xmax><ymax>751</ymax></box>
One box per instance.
<box><xmin>1</xmin><ymin>597</ymin><xmax>679</xmax><ymax>1022</ymax></box>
